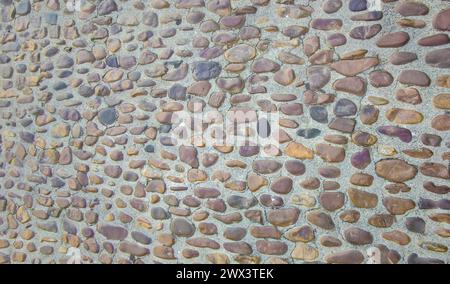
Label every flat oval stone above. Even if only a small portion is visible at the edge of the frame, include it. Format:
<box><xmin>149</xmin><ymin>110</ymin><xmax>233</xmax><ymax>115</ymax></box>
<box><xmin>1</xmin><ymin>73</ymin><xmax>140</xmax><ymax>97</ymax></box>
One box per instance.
<box><xmin>369</xmin><ymin>70</ymin><xmax>393</xmax><ymax>87</ymax></box>
<box><xmin>395</xmin><ymin>87</ymin><xmax>422</xmax><ymax>105</ymax></box>
<box><xmin>344</xmin><ymin>227</ymin><xmax>373</xmax><ymax>245</ymax></box>
<box><xmin>119</xmin><ymin>241</ymin><xmax>150</xmax><ymax>257</ymax></box>
<box><xmin>270</xmin><ymin>176</ymin><xmax>293</xmax><ymax>194</ymax></box>
<box><xmin>385</xmin><ymin>108</ymin><xmax>423</xmax><ymax>124</ymax></box>
<box><xmin>310</xmin><ymin>106</ymin><xmax>328</xmax><ymax>123</ymax></box>
<box><xmin>307</xmin><ymin>211</ymin><xmax>335</xmax><ymax>230</ymax></box>
<box><xmin>368</xmin><ymin>214</ymin><xmax>395</xmax><ymax>228</ymax></box>
<box><xmin>227</xmin><ymin>195</ymin><xmax>257</xmax><ymax>209</ymax></box>
<box><xmin>334</xmin><ymin>99</ymin><xmax>357</xmax><ymax>117</ymax></box>
<box><xmin>432</xmin><ymin>114</ymin><xmax>450</xmax><ymax>131</ymax></box>
<box><xmin>340</xmin><ymin>210</ymin><xmax>361</xmax><ymax>223</ymax></box>
<box><xmin>389</xmin><ymin>52</ymin><xmax>417</xmax><ymax>65</ymax></box>
<box><xmin>333</xmin><ymin>76</ymin><xmax>366</xmax><ymax>96</ymax></box>
<box><xmin>280</xmin><ymin>103</ymin><xmax>303</xmax><ymax>116</ymax></box>
<box><xmin>224</xmin><ymin>242</ymin><xmax>252</xmax><ymax>255</ymax></box>
<box><xmin>425</xmin><ymin>48</ymin><xmax>450</xmax><ymax>68</ymax></box>
<box><xmin>98</xmin><ymin>108</ymin><xmax>118</xmax><ymax>125</ymax></box>
<box><xmin>434</xmin><ymin>93</ymin><xmax>450</xmax><ymax>109</ymax></box>
<box><xmin>325</xmin><ymin>250</ymin><xmax>364</xmax><ymax>264</ymax></box>
<box><xmin>377</xmin><ymin>126</ymin><xmax>412</xmax><ymax>143</ymax></box>
<box><xmin>351</xmin><ymin>148</ymin><xmax>371</xmax><ymax>169</ymax></box>
<box><xmin>179</xmin><ymin>146</ymin><xmax>199</xmax><ymax>168</ymax></box>
<box><xmin>320</xmin><ymin>236</ymin><xmax>342</xmax><ymax>248</ymax></box>
<box><xmin>170</xmin><ymin>218</ymin><xmax>195</xmax><ymax>237</ymax></box>
<box><xmin>328</xmin><ymin>118</ymin><xmax>356</xmax><ymax>133</ymax></box>
<box><xmin>320</xmin><ymin>192</ymin><xmax>345</xmax><ymax>211</ymax></box>
<box><xmin>285</xmin><ymin>225</ymin><xmax>315</xmax><ymax>243</ymax></box>
<box><xmin>396</xmin><ymin>2</ymin><xmax>429</xmax><ymax>16</ymax></box>
<box><xmin>297</xmin><ymin>128</ymin><xmax>321</xmax><ymax>139</ymax></box>
<box><xmin>304</xmin><ymin>36</ymin><xmax>320</xmax><ymax>56</ymax></box>
<box><xmin>291</xmin><ymin>243</ymin><xmax>319</xmax><ymax>261</ymax></box>
<box><xmin>407</xmin><ymin>254</ymin><xmax>445</xmax><ymax>265</ymax></box>
<box><xmin>285</xmin><ymin>142</ymin><xmax>314</xmax><ymax>160</ymax></box>
<box><xmin>327</xmin><ymin>33</ymin><xmax>347</xmax><ymax>46</ymax></box>
<box><xmin>98</xmin><ymin>224</ymin><xmax>128</xmax><ymax>240</ymax></box>
<box><xmin>307</xmin><ymin>66</ymin><xmax>331</xmax><ymax>90</ymax></box>
<box><xmin>349</xmin><ymin>0</ymin><xmax>367</xmax><ymax>12</ymax></box>
<box><xmin>375</xmin><ymin>159</ymin><xmax>417</xmax><ymax>182</ymax></box>
<box><xmin>352</xmin><ymin>23</ymin><xmax>381</xmax><ymax>40</ymax></box>
<box><xmin>398</xmin><ymin>70</ymin><xmax>430</xmax><ymax>86</ymax></box>
<box><xmin>350</xmin><ymin>173</ymin><xmax>374</xmax><ymax>187</ymax></box>
<box><xmin>351</xmin><ymin>11</ymin><xmax>383</xmax><ymax>21</ymax></box>
<box><xmin>421</xmin><ymin>133</ymin><xmax>442</xmax><ymax>147</ymax></box>
<box><xmin>330</xmin><ymin>57</ymin><xmax>379</xmax><ymax>77</ymax></box>
<box><xmin>252</xmin><ymin>160</ymin><xmax>282</xmax><ymax>174</ymax></box>
<box><xmin>348</xmin><ymin>188</ymin><xmax>378</xmax><ymax>208</ymax></box>
<box><xmin>257</xmin><ymin>118</ymin><xmax>271</xmax><ymax>138</ymax></box>
<box><xmin>402</xmin><ymin>148</ymin><xmax>433</xmax><ymax>159</ymax></box>
<box><xmin>192</xmin><ymin>61</ymin><xmax>222</xmax><ymax>81</ymax></box>
<box><xmin>168</xmin><ymin>84</ymin><xmax>187</xmax><ymax>101</ymax></box>
<box><xmin>318</xmin><ymin>167</ymin><xmax>340</xmax><ymax>179</ymax></box>
<box><xmin>278</xmin><ymin>51</ymin><xmax>305</xmax><ymax>65</ymax></box>
<box><xmin>323</xmin><ymin>0</ymin><xmax>342</xmax><ymax>14</ymax></box>
<box><xmin>419</xmin><ymin>162</ymin><xmax>450</xmax><ymax>180</ymax></box>
<box><xmin>418</xmin><ymin>34</ymin><xmax>450</xmax><ymax>47</ymax></box>
<box><xmin>285</xmin><ymin>160</ymin><xmax>306</xmax><ymax>176</ymax></box>
<box><xmin>224</xmin><ymin>44</ymin><xmax>256</xmax><ymax>63</ymax></box>
<box><xmin>220</xmin><ymin>15</ymin><xmax>245</xmax><ymax>28</ymax></box>
<box><xmin>274</xmin><ymin>68</ymin><xmax>295</xmax><ymax>86</ymax></box>
<box><xmin>256</xmin><ymin>240</ymin><xmax>288</xmax><ymax>256</ymax></box>
<box><xmin>267</xmin><ymin>208</ymin><xmax>300</xmax><ymax>227</ymax></box>
<box><xmin>216</xmin><ymin>77</ymin><xmax>244</xmax><ymax>94</ymax></box>
<box><xmin>360</xmin><ymin>105</ymin><xmax>379</xmax><ymax>125</ymax></box>
<box><xmin>383</xmin><ymin>197</ymin><xmax>416</xmax><ymax>215</ymax></box>
<box><xmin>309</xmin><ymin>50</ymin><xmax>334</xmax><ymax>65</ymax></box>
<box><xmin>282</xmin><ymin>25</ymin><xmax>309</xmax><ymax>38</ymax></box>
<box><xmin>259</xmin><ymin>194</ymin><xmax>284</xmax><ymax>208</ymax></box>
<box><xmin>311</xmin><ymin>18</ymin><xmax>343</xmax><ymax>30</ymax></box>
<box><xmin>433</xmin><ymin>8</ymin><xmax>450</xmax><ymax>31</ymax></box>
<box><xmin>382</xmin><ymin>230</ymin><xmax>411</xmax><ymax>245</ymax></box>
<box><xmin>104</xmin><ymin>165</ymin><xmax>122</xmax><ymax>178</ymax></box>
<box><xmin>376</xmin><ymin>32</ymin><xmax>410</xmax><ymax>48</ymax></box>
<box><xmin>251</xmin><ymin>58</ymin><xmax>280</xmax><ymax>73</ymax></box>
<box><xmin>405</xmin><ymin>217</ymin><xmax>426</xmax><ymax>234</ymax></box>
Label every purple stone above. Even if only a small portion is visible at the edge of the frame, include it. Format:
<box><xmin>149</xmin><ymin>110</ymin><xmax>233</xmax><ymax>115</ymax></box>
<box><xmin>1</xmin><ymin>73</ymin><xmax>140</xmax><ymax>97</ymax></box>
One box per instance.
<box><xmin>59</xmin><ymin>108</ymin><xmax>81</xmax><ymax>121</ymax></box>
<box><xmin>377</xmin><ymin>126</ymin><xmax>412</xmax><ymax>143</ymax></box>
<box><xmin>327</xmin><ymin>33</ymin><xmax>347</xmax><ymax>46</ymax></box>
<box><xmin>19</xmin><ymin>131</ymin><xmax>35</xmax><ymax>143</ymax></box>
<box><xmin>437</xmin><ymin>199</ymin><xmax>450</xmax><ymax>210</ymax></box>
<box><xmin>311</xmin><ymin>18</ymin><xmax>343</xmax><ymax>30</ymax></box>
<box><xmin>349</xmin><ymin>0</ymin><xmax>367</xmax><ymax>12</ymax></box>
<box><xmin>239</xmin><ymin>145</ymin><xmax>260</xmax><ymax>157</ymax></box>
<box><xmin>199</xmin><ymin>47</ymin><xmax>224</xmax><ymax>60</ymax></box>
<box><xmin>351</xmin><ymin>148</ymin><xmax>371</xmax><ymax>169</ymax></box>
<box><xmin>192</xmin><ymin>61</ymin><xmax>222</xmax><ymax>81</ymax></box>
<box><xmin>418</xmin><ymin>198</ymin><xmax>436</xmax><ymax>209</ymax></box>
<box><xmin>334</xmin><ymin>98</ymin><xmax>357</xmax><ymax>117</ymax></box>
<box><xmin>351</xmin><ymin>11</ymin><xmax>383</xmax><ymax>21</ymax></box>
<box><xmin>259</xmin><ymin>194</ymin><xmax>284</xmax><ymax>208</ymax></box>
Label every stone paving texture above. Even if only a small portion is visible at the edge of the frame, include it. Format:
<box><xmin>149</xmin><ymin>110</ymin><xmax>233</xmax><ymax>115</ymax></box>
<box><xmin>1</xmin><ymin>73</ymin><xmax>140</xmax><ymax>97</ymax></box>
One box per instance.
<box><xmin>0</xmin><ymin>0</ymin><xmax>449</xmax><ymax>264</ymax></box>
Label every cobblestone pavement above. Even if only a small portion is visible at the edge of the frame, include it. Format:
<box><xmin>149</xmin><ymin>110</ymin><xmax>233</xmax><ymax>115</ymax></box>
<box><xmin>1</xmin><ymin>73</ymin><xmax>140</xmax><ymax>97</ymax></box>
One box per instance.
<box><xmin>0</xmin><ymin>0</ymin><xmax>449</xmax><ymax>264</ymax></box>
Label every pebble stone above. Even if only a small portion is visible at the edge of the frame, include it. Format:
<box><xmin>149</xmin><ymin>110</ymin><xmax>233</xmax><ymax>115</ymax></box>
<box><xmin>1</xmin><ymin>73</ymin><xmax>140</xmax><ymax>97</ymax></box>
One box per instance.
<box><xmin>0</xmin><ymin>0</ymin><xmax>447</xmax><ymax>265</ymax></box>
